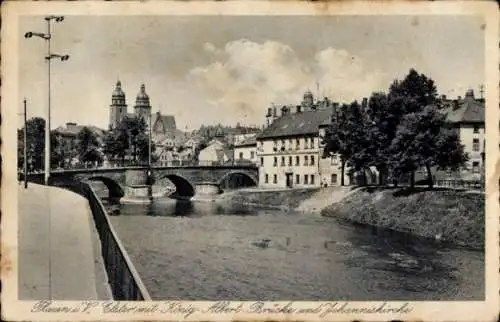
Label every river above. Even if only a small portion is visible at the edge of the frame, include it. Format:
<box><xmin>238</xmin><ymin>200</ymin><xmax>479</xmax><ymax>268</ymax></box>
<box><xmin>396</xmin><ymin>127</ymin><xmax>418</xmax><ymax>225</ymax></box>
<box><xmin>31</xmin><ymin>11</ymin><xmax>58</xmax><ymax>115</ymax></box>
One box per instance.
<box><xmin>106</xmin><ymin>197</ymin><xmax>484</xmax><ymax>301</ymax></box>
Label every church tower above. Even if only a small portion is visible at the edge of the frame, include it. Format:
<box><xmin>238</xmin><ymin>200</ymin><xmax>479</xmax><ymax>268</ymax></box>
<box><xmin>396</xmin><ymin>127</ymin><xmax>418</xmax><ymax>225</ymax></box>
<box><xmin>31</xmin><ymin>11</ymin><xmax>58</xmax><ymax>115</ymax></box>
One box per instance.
<box><xmin>301</xmin><ymin>89</ymin><xmax>314</xmax><ymax>111</ymax></box>
<box><xmin>134</xmin><ymin>83</ymin><xmax>152</xmax><ymax>122</ymax></box>
<box><xmin>109</xmin><ymin>80</ymin><xmax>127</xmax><ymax>129</ymax></box>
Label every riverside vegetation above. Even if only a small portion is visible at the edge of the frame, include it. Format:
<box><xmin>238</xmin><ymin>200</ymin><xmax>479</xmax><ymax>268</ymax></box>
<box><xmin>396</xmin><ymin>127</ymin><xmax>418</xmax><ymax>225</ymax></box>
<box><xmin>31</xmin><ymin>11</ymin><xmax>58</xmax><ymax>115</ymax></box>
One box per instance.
<box><xmin>321</xmin><ymin>187</ymin><xmax>484</xmax><ymax>250</ymax></box>
<box><xmin>220</xmin><ymin>186</ymin><xmax>484</xmax><ymax>249</ymax></box>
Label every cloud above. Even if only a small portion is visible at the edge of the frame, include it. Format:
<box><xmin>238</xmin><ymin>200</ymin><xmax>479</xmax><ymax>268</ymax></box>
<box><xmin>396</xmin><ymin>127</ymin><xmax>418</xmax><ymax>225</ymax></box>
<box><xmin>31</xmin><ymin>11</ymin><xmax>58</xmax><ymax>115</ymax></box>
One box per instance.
<box><xmin>189</xmin><ymin>39</ymin><xmax>385</xmax><ymax>124</ymax></box>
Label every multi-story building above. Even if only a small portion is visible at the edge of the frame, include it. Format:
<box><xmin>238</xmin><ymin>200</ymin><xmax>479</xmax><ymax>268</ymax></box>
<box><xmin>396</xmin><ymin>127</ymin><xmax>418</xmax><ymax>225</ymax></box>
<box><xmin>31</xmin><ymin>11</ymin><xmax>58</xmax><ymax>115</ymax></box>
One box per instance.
<box><xmin>256</xmin><ymin>91</ymin><xmax>336</xmax><ymax>188</ymax></box>
<box><xmin>440</xmin><ymin>89</ymin><xmax>485</xmax><ymax>180</ymax></box>
<box><xmin>233</xmin><ymin>135</ymin><xmax>257</xmax><ymax>165</ymax></box>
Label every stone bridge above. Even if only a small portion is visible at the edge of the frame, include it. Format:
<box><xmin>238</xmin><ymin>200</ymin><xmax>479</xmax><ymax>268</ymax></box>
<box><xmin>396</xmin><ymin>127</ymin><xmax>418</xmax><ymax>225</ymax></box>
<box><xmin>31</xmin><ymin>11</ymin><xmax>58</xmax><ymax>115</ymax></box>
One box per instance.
<box><xmin>23</xmin><ymin>165</ymin><xmax>258</xmax><ymax>200</ymax></box>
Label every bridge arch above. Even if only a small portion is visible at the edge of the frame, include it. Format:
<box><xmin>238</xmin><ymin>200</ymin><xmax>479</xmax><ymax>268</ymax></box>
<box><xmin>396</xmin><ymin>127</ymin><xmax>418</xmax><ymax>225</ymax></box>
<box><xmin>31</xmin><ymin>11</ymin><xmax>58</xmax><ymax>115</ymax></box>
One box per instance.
<box><xmin>218</xmin><ymin>170</ymin><xmax>258</xmax><ymax>189</ymax></box>
<box><xmin>85</xmin><ymin>176</ymin><xmax>125</xmax><ymax>199</ymax></box>
<box><xmin>160</xmin><ymin>174</ymin><xmax>195</xmax><ymax>199</ymax></box>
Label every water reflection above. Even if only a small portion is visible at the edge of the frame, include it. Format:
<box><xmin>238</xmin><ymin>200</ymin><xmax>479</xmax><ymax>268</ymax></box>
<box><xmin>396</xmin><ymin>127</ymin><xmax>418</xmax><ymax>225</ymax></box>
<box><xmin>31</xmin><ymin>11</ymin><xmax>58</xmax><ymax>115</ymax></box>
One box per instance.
<box><xmin>110</xmin><ymin>197</ymin><xmax>262</xmax><ymax>218</ymax></box>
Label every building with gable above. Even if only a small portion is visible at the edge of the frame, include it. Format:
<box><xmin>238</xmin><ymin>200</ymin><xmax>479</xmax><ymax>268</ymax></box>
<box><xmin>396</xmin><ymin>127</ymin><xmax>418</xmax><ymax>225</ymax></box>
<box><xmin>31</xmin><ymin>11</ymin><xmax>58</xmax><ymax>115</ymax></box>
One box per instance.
<box><xmin>256</xmin><ymin>90</ymin><xmax>341</xmax><ymax>188</ymax></box>
<box><xmin>233</xmin><ymin>135</ymin><xmax>257</xmax><ymax>165</ymax></box>
<box><xmin>108</xmin><ymin>80</ymin><xmax>188</xmax><ymax>164</ymax></box>
<box><xmin>198</xmin><ymin>128</ymin><xmax>233</xmax><ymax>166</ymax></box>
<box><xmin>438</xmin><ymin>89</ymin><xmax>485</xmax><ymax>180</ymax></box>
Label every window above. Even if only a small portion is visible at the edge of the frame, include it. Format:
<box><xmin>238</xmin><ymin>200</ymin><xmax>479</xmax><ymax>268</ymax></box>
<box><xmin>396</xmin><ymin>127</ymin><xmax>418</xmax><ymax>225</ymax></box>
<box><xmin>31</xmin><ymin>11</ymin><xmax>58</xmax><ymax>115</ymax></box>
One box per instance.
<box><xmin>281</xmin><ymin>140</ymin><xmax>286</xmax><ymax>151</ymax></box>
<box><xmin>472</xmin><ymin>161</ymin><xmax>480</xmax><ymax>173</ymax></box>
<box><xmin>288</xmin><ymin>139</ymin><xmax>292</xmax><ymax>150</ymax></box>
<box><xmin>281</xmin><ymin>156</ymin><xmax>285</xmax><ymax>166</ymax></box>
<box><xmin>304</xmin><ymin>155</ymin><xmax>308</xmax><ymax>165</ymax></box>
<box><xmin>288</xmin><ymin>156</ymin><xmax>293</xmax><ymax>166</ymax></box>
<box><xmin>331</xmin><ymin>173</ymin><xmax>338</xmax><ymax>184</ymax></box>
<box><xmin>473</xmin><ymin>126</ymin><xmax>479</xmax><ymax>134</ymax></box>
<box><xmin>296</xmin><ymin>156</ymin><xmax>300</xmax><ymax>166</ymax></box>
<box><xmin>239</xmin><ymin>152</ymin><xmax>244</xmax><ymax>160</ymax></box>
<box><xmin>311</xmin><ymin>138</ymin><xmax>315</xmax><ymax>149</ymax></box>
<box><xmin>295</xmin><ymin>174</ymin><xmax>300</xmax><ymax>184</ymax></box>
<box><xmin>473</xmin><ymin>138</ymin><xmax>480</xmax><ymax>152</ymax></box>
<box><xmin>265</xmin><ymin>174</ymin><xmax>269</xmax><ymax>183</ymax></box>
<box><xmin>296</xmin><ymin>138</ymin><xmax>300</xmax><ymax>150</ymax></box>
<box><xmin>273</xmin><ymin>157</ymin><xmax>277</xmax><ymax>167</ymax></box>
<box><xmin>304</xmin><ymin>174</ymin><xmax>309</xmax><ymax>184</ymax></box>
<box><xmin>273</xmin><ymin>174</ymin><xmax>278</xmax><ymax>184</ymax></box>
<box><xmin>310</xmin><ymin>155</ymin><xmax>315</xmax><ymax>166</ymax></box>
<box><xmin>250</xmin><ymin>151</ymin><xmax>255</xmax><ymax>159</ymax></box>
<box><xmin>331</xmin><ymin>155</ymin><xmax>338</xmax><ymax>165</ymax></box>
<box><xmin>260</xmin><ymin>157</ymin><xmax>264</xmax><ymax>166</ymax></box>
<box><xmin>311</xmin><ymin>175</ymin><xmax>315</xmax><ymax>185</ymax></box>
<box><xmin>273</xmin><ymin>140</ymin><xmax>278</xmax><ymax>151</ymax></box>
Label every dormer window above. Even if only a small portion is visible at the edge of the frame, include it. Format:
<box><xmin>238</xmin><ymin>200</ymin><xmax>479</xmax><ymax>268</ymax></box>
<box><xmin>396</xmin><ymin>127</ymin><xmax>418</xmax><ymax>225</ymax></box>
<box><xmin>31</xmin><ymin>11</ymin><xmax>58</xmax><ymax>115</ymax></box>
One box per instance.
<box><xmin>473</xmin><ymin>126</ymin><xmax>479</xmax><ymax>134</ymax></box>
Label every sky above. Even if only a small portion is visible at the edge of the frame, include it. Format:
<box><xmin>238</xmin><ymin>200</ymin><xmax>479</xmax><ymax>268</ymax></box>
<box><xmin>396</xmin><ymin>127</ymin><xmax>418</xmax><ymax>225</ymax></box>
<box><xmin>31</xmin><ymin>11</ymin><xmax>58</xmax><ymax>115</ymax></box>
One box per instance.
<box><xmin>19</xmin><ymin>15</ymin><xmax>485</xmax><ymax>131</ymax></box>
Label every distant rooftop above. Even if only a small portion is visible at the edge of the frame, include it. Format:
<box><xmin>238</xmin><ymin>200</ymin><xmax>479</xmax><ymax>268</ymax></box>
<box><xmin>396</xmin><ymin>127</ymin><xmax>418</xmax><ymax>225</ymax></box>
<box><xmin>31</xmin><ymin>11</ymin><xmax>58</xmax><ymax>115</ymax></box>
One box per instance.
<box><xmin>257</xmin><ymin>109</ymin><xmax>332</xmax><ymax>140</ymax></box>
<box><xmin>234</xmin><ymin>135</ymin><xmax>257</xmax><ymax>147</ymax></box>
<box><xmin>440</xmin><ymin>90</ymin><xmax>485</xmax><ymax>124</ymax></box>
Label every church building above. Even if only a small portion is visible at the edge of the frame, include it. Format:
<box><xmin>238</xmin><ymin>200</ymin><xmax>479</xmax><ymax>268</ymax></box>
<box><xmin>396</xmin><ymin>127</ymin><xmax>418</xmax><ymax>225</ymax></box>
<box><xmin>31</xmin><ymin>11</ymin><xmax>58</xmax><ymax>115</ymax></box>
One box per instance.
<box><xmin>108</xmin><ymin>80</ymin><xmax>178</xmax><ymax>137</ymax></box>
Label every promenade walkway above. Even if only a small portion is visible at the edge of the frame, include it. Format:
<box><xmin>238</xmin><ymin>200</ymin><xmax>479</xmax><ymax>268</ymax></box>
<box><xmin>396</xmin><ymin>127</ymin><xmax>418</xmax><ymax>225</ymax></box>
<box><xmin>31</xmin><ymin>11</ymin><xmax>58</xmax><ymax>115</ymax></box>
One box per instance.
<box><xmin>18</xmin><ymin>183</ymin><xmax>112</xmax><ymax>300</ymax></box>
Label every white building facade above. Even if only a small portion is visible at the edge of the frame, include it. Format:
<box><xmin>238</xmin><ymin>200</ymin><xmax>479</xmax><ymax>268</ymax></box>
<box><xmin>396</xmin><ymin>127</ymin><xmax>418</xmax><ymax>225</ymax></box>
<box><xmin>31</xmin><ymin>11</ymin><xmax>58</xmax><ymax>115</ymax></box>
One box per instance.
<box><xmin>256</xmin><ymin>92</ymin><xmax>337</xmax><ymax>188</ymax></box>
<box><xmin>233</xmin><ymin>136</ymin><xmax>257</xmax><ymax>165</ymax></box>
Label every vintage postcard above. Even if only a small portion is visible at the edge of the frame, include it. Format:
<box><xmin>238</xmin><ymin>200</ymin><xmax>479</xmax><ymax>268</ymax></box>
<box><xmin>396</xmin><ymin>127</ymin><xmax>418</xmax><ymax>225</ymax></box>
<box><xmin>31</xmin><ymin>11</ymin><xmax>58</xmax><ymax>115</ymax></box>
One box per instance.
<box><xmin>1</xmin><ymin>1</ymin><xmax>499</xmax><ymax>321</ymax></box>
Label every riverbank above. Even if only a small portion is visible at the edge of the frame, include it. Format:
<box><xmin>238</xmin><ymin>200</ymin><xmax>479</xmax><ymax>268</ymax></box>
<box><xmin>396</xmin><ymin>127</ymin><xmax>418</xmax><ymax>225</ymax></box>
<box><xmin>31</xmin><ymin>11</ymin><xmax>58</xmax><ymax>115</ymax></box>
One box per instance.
<box><xmin>321</xmin><ymin>186</ymin><xmax>484</xmax><ymax>249</ymax></box>
<box><xmin>216</xmin><ymin>187</ymin><xmax>320</xmax><ymax>210</ymax></box>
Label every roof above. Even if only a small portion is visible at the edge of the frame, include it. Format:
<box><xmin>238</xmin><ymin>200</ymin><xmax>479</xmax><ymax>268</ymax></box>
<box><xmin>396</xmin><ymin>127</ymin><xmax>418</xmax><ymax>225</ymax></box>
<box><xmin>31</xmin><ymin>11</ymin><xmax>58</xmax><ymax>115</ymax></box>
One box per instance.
<box><xmin>441</xmin><ymin>97</ymin><xmax>485</xmax><ymax>124</ymax></box>
<box><xmin>54</xmin><ymin>124</ymin><xmax>106</xmax><ymax>137</ymax></box>
<box><xmin>153</xmin><ymin>113</ymin><xmax>177</xmax><ymax>131</ymax></box>
<box><xmin>257</xmin><ymin>109</ymin><xmax>332</xmax><ymax>140</ymax></box>
<box><xmin>234</xmin><ymin>135</ymin><xmax>257</xmax><ymax>147</ymax></box>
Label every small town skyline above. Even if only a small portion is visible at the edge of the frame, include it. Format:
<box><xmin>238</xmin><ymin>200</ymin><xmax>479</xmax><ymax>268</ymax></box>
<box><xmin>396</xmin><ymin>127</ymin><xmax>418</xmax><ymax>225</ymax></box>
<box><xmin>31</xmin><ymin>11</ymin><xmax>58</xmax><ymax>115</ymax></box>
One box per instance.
<box><xmin>19</xmin><ymin>15</ymin><xmax>484</xmax><ymax>131</ymax></box>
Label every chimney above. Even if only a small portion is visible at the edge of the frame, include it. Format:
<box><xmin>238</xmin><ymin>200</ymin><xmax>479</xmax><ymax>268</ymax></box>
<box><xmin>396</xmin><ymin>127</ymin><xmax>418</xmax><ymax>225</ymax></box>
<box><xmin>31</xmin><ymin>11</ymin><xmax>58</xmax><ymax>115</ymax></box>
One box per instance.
<box><xmin>441</xmin><ymin>94</ymin><xmax>447</xmax><ymax>101</ymax></box>
<box><xmin>453</xmin><ymin>99</ymin><xmax>460</xmax><ymax>110</ymax></box>
<box><xmin>457</xmin><ymin>96</ymin><xmax>462</xmax><ymax>101</ymax></box>
<box><xmin>266</xmin><ymin>107</ymin><xmax>272</xmax><ymax>117</ymax></box>
<box><xmin>296</xmin><ymin>105</ymin><xmax>302</xmax><ymax>113</ymax></box>
<box><xmin>281</xmin><ymin>106</ymin><xmax>289</xmax><ymax>116</ymax></box>
<box><xmin>362</xmin><ymin>97</ymin><xmax>368</xmax><ymax>109</ymax></box>
<box><xmin>273</xmin><ymin>107</ymin><xmax>277</xmax><ymax>118</ymax></box>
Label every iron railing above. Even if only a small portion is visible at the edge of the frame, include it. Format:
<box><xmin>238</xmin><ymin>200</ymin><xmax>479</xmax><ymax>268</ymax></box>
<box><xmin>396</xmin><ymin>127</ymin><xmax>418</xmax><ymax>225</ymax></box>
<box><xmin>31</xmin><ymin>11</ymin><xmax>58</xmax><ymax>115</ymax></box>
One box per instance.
<box><xmin>52</xmin><ymin>180</ymin><xmax>151</xmax><ymax>300</ymax></box>
<box><xmin>435</xmin><ymin>179</ymin><xmax>484</xmax><ymax>190</ymax></box>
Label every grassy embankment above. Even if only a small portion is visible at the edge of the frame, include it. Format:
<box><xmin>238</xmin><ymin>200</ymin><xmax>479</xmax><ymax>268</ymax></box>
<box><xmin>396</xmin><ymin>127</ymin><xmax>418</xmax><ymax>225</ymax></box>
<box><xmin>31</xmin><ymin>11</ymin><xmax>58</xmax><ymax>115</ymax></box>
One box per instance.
<box><xmin>218</xmin><ymin>188</ymin><xmax>320</xmax><ymax>210</ymax></box>
<box><xmin>321</xmin><ymin>186</ymin><xmax>484</xmax><ymax>249</ymax></box>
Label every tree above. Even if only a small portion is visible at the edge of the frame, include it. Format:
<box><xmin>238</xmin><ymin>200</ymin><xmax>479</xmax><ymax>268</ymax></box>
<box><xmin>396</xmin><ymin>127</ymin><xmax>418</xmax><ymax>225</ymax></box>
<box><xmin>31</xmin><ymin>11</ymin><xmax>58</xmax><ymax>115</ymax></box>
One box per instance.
<box><xmin>322</xmin><ymin>102</ymin><xmax>370</xmax><ymax>186</ymax></box>
<box><xmin>77</xmin><ymin>127</ymin><xmax>101</xmax><ymax>166</ymax></box>
<box><xmin>17</xmin><ymin>117</ymin><xmax>45</xmax><ymax>172</ymax></box>
<box><xmin>385</xmin><ymin>69</ymin><xmax>439</xmax><ymax>186</ymax></box>
<box><xmin>103</xmin><ymin>128</ymin><xmax>128</xmax><ymax>165</ymax></box>
<box><xmin>103</xmin><ymin>115</ymin><xmax>152</xmax><ymax>166</ymax></box>
<box><xmin>364</xmin><ymin>92</ymin><xmax>393</xmax><ymax>185</ymax></box>
<box><xmin>50</xmin><ymin>132</ymin><xmax>66</xmax><ymax>169</ymax></box>
<box><xmin>388</xmin><ymin>105</ymin><xmax>467</xmax><ymax>188</ymax></box>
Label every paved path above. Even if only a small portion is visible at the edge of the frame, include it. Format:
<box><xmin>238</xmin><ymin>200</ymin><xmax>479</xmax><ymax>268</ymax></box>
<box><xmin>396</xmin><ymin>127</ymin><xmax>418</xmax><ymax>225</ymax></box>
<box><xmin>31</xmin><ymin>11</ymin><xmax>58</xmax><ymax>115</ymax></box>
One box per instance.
<box><xmin>296</xmin><ymin>186</ymin><xmax>356</xmax><ymax>213</ymax></box>
<box><xmin>18</xmin><ymin>183</ymin><xmax>112</xmax><ymax>300</ymax></box>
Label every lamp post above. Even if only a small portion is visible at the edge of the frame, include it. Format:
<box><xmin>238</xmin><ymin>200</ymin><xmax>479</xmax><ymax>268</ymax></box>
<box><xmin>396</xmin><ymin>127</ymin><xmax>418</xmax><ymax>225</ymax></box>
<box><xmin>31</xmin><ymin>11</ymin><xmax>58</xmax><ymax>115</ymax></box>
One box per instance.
<box><xmin>23</xmin><ymin>98</ymin><xmax>28</xmax><ymax>189</ymax></box>
<box><xmin>147</xmin><ymin>111</ymin><xmax>153</xmax><ymax>200</ymax></box>
<box><xmin>25</xmin><ymin>15</ymin><xmax>69</xmax><ymax>185</ymax></box>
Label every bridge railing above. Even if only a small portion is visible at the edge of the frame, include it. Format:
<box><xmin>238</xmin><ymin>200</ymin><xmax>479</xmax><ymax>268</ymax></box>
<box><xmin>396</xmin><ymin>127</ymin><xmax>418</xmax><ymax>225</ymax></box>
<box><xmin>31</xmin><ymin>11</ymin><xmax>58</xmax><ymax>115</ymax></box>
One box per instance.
<box><xmin>435</xmin><ymin>179</ymin><xmax>484</xmax><ymax>190</ymax></box>
<box><xmin>52</xmin><ymin>180</ymin><xmax>152</xmax><ymax>301</ymax></box>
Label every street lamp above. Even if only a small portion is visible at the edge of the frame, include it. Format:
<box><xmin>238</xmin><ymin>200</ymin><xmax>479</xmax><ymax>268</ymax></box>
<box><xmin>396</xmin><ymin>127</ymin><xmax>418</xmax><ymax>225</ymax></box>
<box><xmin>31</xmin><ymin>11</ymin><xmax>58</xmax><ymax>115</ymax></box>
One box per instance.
<box><xmin>25</xmin><ymin>15</ymin><xmax>69</xmax><ymax>185</ymax></box>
